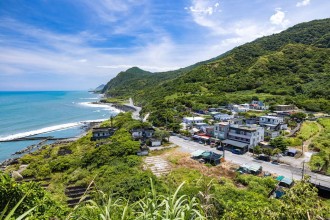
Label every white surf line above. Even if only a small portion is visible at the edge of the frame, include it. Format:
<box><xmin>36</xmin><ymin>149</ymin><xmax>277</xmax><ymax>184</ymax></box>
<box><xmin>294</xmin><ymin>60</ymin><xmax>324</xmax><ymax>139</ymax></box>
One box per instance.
<box><xmin>78</xmin><ymin>102</ymin><xmax>122</xmax><ymax>113</ymax></box>
<box><xmin>0</xmin><ymin>122</ymin><xmax>82</xmax><ymax>141</ymax></box>
<box><xmin>0</xmin><ymin>119</ymin><xmax>109</xmax><ymax>142</ymax></box>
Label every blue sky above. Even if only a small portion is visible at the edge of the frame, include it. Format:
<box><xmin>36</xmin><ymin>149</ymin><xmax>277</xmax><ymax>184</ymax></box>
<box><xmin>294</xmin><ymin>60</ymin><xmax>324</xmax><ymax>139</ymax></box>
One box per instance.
<box><xmin>0</xmin><ymin>0</ymin><xmax>329</xmax><ymax>90</ymax></box>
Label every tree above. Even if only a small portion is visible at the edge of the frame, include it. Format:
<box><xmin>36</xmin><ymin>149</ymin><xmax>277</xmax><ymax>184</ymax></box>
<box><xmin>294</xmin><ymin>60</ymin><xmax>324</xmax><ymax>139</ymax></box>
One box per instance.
<box><xmin>270</xmin><ymin>137</ymin><xmax>288</xmax><ymax>152</ymax></box>
<box><xmin>253</xmin><ymin>145</ymin><xmax>262</xmax><ymax>156</ymax></box>
<box><xmin>290</xmin><ymin>112</ymin><xmax>307</xmax><ymax>122</ymax></box>
<box><xmin>154</xmin><ymin>129</ymin><xmax>170</xmax><ymax>141</ymax></box>
<box><xmin>262</xmin><ymin>148</ymin><xmax>273</xmax><ymax>156</ymax></box>
<box><xmin>169</xmin><ymin>123</ymin><xmax>181</xmax><ymax>133</ymax></box>
<box><xmin>272</xmin><ymin>148</ymin><xmax>282</xmax><ymax>162</ymax></box>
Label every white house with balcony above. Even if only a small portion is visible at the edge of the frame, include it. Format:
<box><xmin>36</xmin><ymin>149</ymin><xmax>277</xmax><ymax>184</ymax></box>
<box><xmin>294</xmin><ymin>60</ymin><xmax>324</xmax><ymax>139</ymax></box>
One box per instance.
<box><xmin>182</xmin><ymin>116</ymin><xmax>205</xmax><ymax>125</ymax></box>
<box><xmin>259</xmin><ymin>115</ymin><xmax>287</xmax><ymax>132</ymax></box>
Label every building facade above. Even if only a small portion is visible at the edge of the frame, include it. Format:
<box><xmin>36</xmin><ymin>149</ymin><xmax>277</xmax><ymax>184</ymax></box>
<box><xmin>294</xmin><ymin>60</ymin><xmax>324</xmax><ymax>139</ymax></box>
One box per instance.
<box><xmin>227</xmin><ymin>124</ymin><xmax>264</xmax><ymax>148</ymax></box>
<box><xmin>182</xmin><ymin>117</ymin><xmax>205</xmax><ymax>125</ymax></box>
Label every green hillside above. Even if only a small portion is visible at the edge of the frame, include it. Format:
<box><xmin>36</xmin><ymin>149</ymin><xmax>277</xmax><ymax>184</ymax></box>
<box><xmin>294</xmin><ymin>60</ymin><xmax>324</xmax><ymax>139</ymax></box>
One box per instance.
<box><xmin>104</xmin><ymin>18</ymin><xmax>330</xmax><ymax>124</ymax></box>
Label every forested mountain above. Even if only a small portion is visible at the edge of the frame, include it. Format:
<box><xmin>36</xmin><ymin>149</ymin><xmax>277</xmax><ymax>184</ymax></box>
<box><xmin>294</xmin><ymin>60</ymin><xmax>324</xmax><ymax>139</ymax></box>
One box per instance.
<box><xmin>104</xmin><ymin>18</ymin><xmax>330</xmax><ymax>123</ymax></box>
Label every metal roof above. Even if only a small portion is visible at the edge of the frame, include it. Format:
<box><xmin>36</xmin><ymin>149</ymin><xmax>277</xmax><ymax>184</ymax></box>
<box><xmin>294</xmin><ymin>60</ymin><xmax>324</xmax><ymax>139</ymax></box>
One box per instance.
<box><xmin>249</xmin><ymin>164</ymin><xmax>262</xmax><ymax>172</ymax></box>
<box><xmin>191</xmin><ymin>150</ymin><xmax>205</xmax><ymax>157</ymax></box>
<box><xmin>222</xmin><ymin>139</ymin><xmax>248</xmax><ymax>148</ymax></box>
<box><xmin>280</xmin><ymin>177</ymin><xmax>293</xmax><ymax>186</ymax></box>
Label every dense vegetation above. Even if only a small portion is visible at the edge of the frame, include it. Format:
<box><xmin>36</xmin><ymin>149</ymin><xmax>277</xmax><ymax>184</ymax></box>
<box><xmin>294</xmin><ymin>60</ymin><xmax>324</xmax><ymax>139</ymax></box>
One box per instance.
<box><xmin>310</xmin><ymin>118</ymin><xmax>330</xmax><ymax>175</ymax></box>
<box><xmin>1</xmin><ymin>113</ymin><xmax>330</xmax><ymax>219</ymax></box>
<box><xmin>103</xmin><ymin>18</ymin><xmax>330</xmax><ymax>126</ymax></box>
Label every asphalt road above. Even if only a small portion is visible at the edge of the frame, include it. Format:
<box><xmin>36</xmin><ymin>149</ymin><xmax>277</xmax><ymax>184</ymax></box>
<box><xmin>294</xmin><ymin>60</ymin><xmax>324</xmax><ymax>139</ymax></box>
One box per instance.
<box><xmin>170</xmin><ymin>135</ymin><xmax>330</xmax><ymax>189</ymax></box>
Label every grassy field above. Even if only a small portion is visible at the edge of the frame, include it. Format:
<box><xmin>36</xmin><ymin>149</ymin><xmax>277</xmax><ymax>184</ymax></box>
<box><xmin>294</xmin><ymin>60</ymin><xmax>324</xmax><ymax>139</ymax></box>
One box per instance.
<box><xmin>286</xmin><ymin>121</ymin><xmax>320</xmax><ymax>146</ymax></box>
<box><xmin>309</xmin><ymin>118</ymin><xmax>330</xmax><ymax>175</ymax></box>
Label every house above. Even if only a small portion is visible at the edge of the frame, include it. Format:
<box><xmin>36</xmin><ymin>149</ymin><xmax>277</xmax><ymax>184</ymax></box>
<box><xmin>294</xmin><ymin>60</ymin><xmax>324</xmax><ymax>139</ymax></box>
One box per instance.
<box><xmin>245</xmin><ymin>118</ymin><xmax>258</xmax><ymax>124</ymax></box>
<box><xmin>91</xmin><ymin>127</ymin><xmax>116</xmax><ymax>141</ymax></box>
<box><xmin>227</xmin><ymin>124</ymin><xmax>264</xmax><ymax>148</ymax></box>
<box><xmin>259</xmin><ymin>115</ymin><xmax>288</xmax><ymax>132</ymax></box>
<box><xmin>215</xmin><ymin>122</ymin><xmax>264</xmax><ymax>153</ymax></box>
<box><xmin>214</xmin><ymin>122</ymin><xmax>230</xmax><ymax>140</ymax></box>
<box><xmin>228</xmin><ymin>118</ymin><xmax>243</xmax><ymax>125</ymax></box>
<box><xmin>182</xmin><ymin>117</ymin><xmax>205</xmax><ymax>125</ymax></box>
<box><xmin>194</xmin><ymin>122</ymin><xmax>209</xmax><ymax>129</ymax></box>
<box><xmin>259</xmin><ymin>115</ymin><xmax>284</xmax><ymax>125</ymax></box>
<box><xmin>274</xmin><ymin>105</ymin><xmax>295</xmax><ymax>112</ymax></box>
<box><xmin>232</xmin><ymin>104</ymin><xmax>249</xmax><ymax>112</ymax></box>
<box><xmin>201</xmin><ymin>125</ymin><xmax>214</xmax><ymax>137</ymax></box>
<box><xmin>209</xmin><ymin>111</ymin><xmax>220</xmax><ymax>117</ymax></box>
<box><xmin>131</xmin><ymin>128</ymin><xmax>155</xmax><ymax>140</ymax></box>
<box><xmin>250</xmin><ymin>100</ymin><xmax>268</xmax><ymax>110</ymax></box>
<box><xmin>213</xmin><ymin>113</ymin><xmax>234</xmax><ymax>121</ymax></box>
<box><xmin>221</xmin><ymin>124</ymin><xmax>264</xmax><ymax>153</ymax></box>
<box><xmin>265</xmin><ymin>130</ymin><xmax>280</xmax><ymax>139</ymax></box>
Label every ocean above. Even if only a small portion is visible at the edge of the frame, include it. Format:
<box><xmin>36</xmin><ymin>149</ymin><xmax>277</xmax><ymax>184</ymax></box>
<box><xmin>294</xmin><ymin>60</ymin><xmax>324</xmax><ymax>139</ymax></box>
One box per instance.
<box><xmin>0</xmin><ymin>91</ymin><xmax>119</xmax><ymax>162</ymax></box>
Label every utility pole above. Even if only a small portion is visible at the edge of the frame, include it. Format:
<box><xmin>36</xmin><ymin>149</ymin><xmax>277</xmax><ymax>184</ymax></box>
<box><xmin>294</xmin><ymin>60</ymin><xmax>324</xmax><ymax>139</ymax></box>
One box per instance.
<box><xmin>302</xmin><ymin>160</ymin><xmax>305</xmax><ymax>180</ymax></box>
<box><xmin>221</xmin><ymin>141</ymin><xmax>225</xmax><ymax>160</ymax></box>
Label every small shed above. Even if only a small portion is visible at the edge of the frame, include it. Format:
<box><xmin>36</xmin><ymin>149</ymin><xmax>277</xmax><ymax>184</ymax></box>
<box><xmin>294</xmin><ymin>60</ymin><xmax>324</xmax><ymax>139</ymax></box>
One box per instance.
<box><xmin>287</xmin><ymin>149</ymin><xmax>297</xmax><ymax>157</ymax></box>
<box><xmin>191</xmin><ymin>150</ymin><xmax>205</xmax><ymax>158</ymax></box>
<box><xmin>237</xmin><ymin>163</ymin><xmax>262</xmax><ymax>175</ymax></box>
<box><xmin>277</xmin><ymin>176</ymin><xmax>294</xmax><ymax>188</ymax></box>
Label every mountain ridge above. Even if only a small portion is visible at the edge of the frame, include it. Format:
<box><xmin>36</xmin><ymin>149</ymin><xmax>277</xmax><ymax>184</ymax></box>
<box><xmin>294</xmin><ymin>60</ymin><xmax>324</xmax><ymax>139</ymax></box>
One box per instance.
<box><xmin>103</xmin><ymin>18</ymin><xmax>330</xmax><ymax>117</ymax></box>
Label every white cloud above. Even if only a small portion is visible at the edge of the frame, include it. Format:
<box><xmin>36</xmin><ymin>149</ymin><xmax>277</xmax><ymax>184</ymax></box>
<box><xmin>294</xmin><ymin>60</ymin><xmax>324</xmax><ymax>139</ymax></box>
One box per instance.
<box><xmin>270</xmin><ymin>8</ymin><xmax>289</xmax><ymax>27</ymax></box>
<box><xmin>296</xmin><ymin>0</ymin><xmax>311</xmax><ymax>7</ymax></box>
<box><xmin>188</xmin><ymin>0</ymin><xmax>220</xmax><ymax>16</ymax></box>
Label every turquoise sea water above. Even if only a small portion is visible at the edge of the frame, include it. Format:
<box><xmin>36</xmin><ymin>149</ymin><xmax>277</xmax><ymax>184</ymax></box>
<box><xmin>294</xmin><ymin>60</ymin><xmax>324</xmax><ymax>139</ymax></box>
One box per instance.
<box><xmin>0</xmin><ymin>91</ymin><xmax>118</xmax><ymax>162</ymax></box>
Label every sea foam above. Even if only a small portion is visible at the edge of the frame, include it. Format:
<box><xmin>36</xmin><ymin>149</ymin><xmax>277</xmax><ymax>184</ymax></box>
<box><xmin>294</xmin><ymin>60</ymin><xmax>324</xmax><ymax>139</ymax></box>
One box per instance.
<box><xmin>0</xmin><ymin>119</ymin><xmax>109</xmax><ymax>141</ymax></box>
<box><xmin>78</xmin><ymin>102</ymin><xmax>121</xmax><ymax>113</ymax></box>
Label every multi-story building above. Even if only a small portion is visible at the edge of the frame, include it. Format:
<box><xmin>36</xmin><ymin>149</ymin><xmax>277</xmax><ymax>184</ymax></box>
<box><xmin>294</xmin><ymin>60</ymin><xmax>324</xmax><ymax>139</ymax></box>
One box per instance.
<box><xmin>214</xmin><ymin>122</ymin><xmax>230</xmax><ymax>139</ymax></box>
<box><xmin>227</xmin><ymin>124</ymin><xmax>264</xmax><ymax>148</ymax></box>
<box><xmin>214</xmin><ymin>123</ymin><xmax>264</xmax><ymax>150</ymax></box>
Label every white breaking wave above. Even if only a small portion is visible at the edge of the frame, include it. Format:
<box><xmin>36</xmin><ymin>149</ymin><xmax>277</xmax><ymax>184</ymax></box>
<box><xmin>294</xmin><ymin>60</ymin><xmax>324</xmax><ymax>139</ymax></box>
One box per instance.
<box><xmin>0</xmin><ymin>122</ymin><xmax>81</xmax><ymax>141</ymax></box>
<box><xmin>0</xmin><ymin>101</ymin><xmax>120</xmax><ymax>142</ymax></box>
<box><xmin>0</xmin><ymin>119</ymin><xmax>110</xmax><ymax>142</ymax></box>
<box><xmin>79</xmin><ymin>97</ymin><xmax>99</xmax><ymax>100</ymax></box>
<box><xmin>78</xmin><ymin>102</ymin><xmax>121</xmax><ymax>113</ymax></box>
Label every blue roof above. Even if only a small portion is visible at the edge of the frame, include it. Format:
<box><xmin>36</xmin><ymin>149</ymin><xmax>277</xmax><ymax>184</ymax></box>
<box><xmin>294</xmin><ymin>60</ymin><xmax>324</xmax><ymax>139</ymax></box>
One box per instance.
<box><xmin>276</xmin><ymin>176</ymin><xmax>285</xmax><ymax>181</ymax></box>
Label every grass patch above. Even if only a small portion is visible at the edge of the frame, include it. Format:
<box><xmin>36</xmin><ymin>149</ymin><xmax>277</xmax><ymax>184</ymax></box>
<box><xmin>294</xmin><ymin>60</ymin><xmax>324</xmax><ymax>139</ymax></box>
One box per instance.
<box><xmin>309</xmin><ymin>118</ymin><xmax>330</xmax><ymax>175</ymax></box>
<box><xmin>286</xmin><ymin>121</ymin><xmax>320</xmax><ymax>146</ymax></box>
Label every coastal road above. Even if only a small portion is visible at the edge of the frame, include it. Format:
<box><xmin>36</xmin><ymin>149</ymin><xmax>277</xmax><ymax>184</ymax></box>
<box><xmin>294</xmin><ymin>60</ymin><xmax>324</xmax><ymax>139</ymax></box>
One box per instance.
<box><xmin>126</xmin><ymin>98</ymin><xmax>149</xmax><ymax>122</ymax></box>
<box><xmin>126</xmin><ymin>98</ymin><xmax>141</xmax><ymax>120</ymax></box>
<box><xmin>170</xmin><ymin>136</ymin><xmax>330</xmax><ymax>189</ymax></box>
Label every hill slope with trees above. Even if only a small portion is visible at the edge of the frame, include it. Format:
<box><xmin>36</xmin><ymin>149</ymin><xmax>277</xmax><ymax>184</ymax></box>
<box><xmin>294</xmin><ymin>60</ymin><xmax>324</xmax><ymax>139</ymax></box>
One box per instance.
<box><xmin>103</xmin><ymin>18</ymin><xmax>330</xmax><ymax>121</ymax></box>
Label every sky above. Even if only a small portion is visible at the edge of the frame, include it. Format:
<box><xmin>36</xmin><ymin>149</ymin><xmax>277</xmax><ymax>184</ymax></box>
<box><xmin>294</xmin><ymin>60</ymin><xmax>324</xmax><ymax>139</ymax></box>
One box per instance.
<box><xmin>0</xmin><ymin>0</ymin><xmax>329</xmax><ymax>91</ymax></box>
